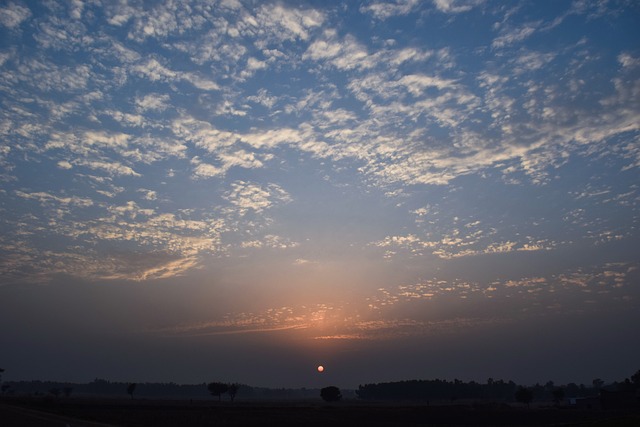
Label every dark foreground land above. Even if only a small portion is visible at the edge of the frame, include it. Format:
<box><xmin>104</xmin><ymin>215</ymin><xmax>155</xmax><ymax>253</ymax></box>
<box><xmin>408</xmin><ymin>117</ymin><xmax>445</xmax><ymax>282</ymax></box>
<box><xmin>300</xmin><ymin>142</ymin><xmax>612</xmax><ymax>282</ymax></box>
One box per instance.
<box><xmin>1</xmin><ymin>397</ymin><xmax>639</xmax><ymax>427</ymax></box>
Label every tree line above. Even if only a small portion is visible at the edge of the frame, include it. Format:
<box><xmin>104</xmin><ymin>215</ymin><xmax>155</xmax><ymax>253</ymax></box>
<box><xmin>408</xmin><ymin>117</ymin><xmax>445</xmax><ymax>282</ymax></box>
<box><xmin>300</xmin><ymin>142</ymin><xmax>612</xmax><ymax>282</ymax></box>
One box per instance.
<box><xmin>2</xmin><ymin>368</ymin><xmax>638</xmax><ymax>403</ymax></box>
<box><xmin>356</xmin><ymin>370</ymin><xmax>640</xmax><ymax>402</ymax></box>
<box><xmin>0</xmin><ymin>378</ymin><xmax>321</xmax><ymax>400</ymax></box>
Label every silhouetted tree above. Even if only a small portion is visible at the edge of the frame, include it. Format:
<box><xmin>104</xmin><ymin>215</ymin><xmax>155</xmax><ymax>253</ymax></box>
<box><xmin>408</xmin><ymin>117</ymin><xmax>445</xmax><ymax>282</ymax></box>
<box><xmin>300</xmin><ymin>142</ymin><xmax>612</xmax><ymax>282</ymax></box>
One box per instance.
<box><xmin>227</xmin><ymin>383</ymin><xmax>239</xmax><ymax>402</ymax></box>
<box><xmin>631</xmin><ymin>369</ymin><xmax>640</xmax><ymax>388</ymax></box>
<box><xmin>592</xmin><ymin>378</ymin><xmax>604</xmax><ymax>391</ymax></box>
<box><xmin>127</xmin><ymin>383</ymin><xmax>137</xmax><ymax>400</ymax></box>
<box><xmin>552</xmin><ymin>388</ymin><xmax>564</xmax><ymax>405</ymax></box>
<box><xmin>618</xmin><ymin>378</ymin><xmax>634</xmax><ymax>391</ymax></box>
<box><xmin>49</xmin><ymin>388</ymin><xmax>61</xmax><ymax>398</ymax></box>
<box><xmin>63</xmin><ymin>386</ymin><xmax>73</xmax><ymax>397</ymax></box>
<box><xmin>207</xmin><ymin>382</ymin><xmax>228</xmax><ymax>401</ymax></box>
<box><xmin>515</xmin><ymin>386</ymin><xmax>533</xmax><ymax>408</ymax></box>
<box><xmin>321</xmin><ymin>386</ymin><xmax>342</xmax><ymax>402</ymax></box>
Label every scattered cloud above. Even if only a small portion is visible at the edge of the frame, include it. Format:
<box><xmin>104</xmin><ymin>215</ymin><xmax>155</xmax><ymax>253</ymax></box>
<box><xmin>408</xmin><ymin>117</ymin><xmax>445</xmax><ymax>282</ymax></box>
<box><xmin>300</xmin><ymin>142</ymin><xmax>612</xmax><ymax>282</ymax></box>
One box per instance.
<box><xmin>433</xmin><ymin>0</ymin><xmax>485</xmax><ymax>14</ymax></box>
<box><xmin>0</xmin><ymin>2</ymin><xmax>31</xmax><ymax>29</ymax></box>
<box><xmin>224</xmin><ymin>181</ymin><xmax>292</xmax><ymax>215</ymax></box>
<box><xmin>0</xmin><ymin>0</ymin><xmax>638</xmax><ymax>291</ymax></box>
<box><xmin>360</xmin><ymin>0</ymin><xmax>420</xmax><ymax>20</ymax></box>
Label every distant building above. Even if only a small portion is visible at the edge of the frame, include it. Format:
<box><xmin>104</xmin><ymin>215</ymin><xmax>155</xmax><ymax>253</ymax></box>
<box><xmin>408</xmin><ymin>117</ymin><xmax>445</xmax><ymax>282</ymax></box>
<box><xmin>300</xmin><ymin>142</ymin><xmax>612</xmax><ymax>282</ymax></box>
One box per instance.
<box><xmin>568</xmin><ymin>396</ymin><xmax>600</xmax><ymax>409</ymax></box>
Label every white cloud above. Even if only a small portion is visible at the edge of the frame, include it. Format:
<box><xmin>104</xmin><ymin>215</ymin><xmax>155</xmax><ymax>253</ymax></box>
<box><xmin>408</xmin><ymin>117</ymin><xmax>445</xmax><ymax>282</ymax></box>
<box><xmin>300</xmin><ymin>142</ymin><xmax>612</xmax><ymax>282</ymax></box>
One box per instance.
<box><xmin>110</xmin><ymin>256</ymin><xmax>200</xmax><ymax>281</ymax></box>
<box><xmin>240</xmin><ymin>57</ymin><xmax>268</xmax><ymax>79</ymax></box>
<box><xmin>17</xmin><ymin>59</ymin><xmax>92</xmax><ymax>92</ymax></box>
<box><xmin>132</xmin><ymin>59</ymin><xmax>219</xmax><ymax>90</ymax></box>
<box><xmin>57</xmin><ymin>160</ymin><xmax>72</xmax><ymax>170</ymax></box>
<box><xmin>126</xmin><ymin>1</ymin><xmax>207</xmax><ymax>41</ymax></box>
<box><xmin>75</xmin><ymin>159</ymin><xmax>140</xmax><ymax>177</ymax></box>
<box><xmin>135</xmin><ymin>93</ymin><xmax>170</xmax><ymax>112</ymax></box>
<box><xmin>0</xmin><ymin>2</ymin><xmax>31</xmax><ymax>28</ymax></box>
<box><xmin>104</xmin><ymin>0</ymin><xmax>136</xmax><ymax>26</ymax></box>
<box><xmin>172</xmin><ymin>117</ymin><xmax>239</xmax><ymax>152</ymax></box>
<box><xmin>184</xmin><ymin>73</ymin><xmax>219</xmax><ymax>91</ymax></box>
<box><xmin>15</xmin><ymin>190</ymin><xmax>94</xmax><ymax>208</ymax></box>
<box><xmin>396</xmin><ymin>74</ymin><xmax>458</xmax><ymax>94</ymax></box>
<box><xmin>512</xmin><ymin>51</ymin><xmax>556</xmax><ymax>74</ymax></box>
<box><xmin>618</xmin><ymin>53</ymin><xmax>639</xmax><ymax>69</ymax></box>
<box><xmin>253</xmin><ymin>4</ymin><xmax>324</xmax><ymax>43</ymax></box>
<box><xmin>247</xmin><ymin>89</ymin><xmax>278</xmax><ymax>109</ymax></box>
<box><xmin>224</xmin><ymin>181</ymin><xmax>291</xmax><ymax>215</ymax></box>
<box><xmin>304</xmin><ymin>32</ymin><xmax>373</xmax><ymax>70</ymax></box>
<box><xmin>241</xmin><ymin>235</ymin><xmax>299</xmax><ymax>250</ymax></box>
<box><xmin>133</xmin><ymin>58</ymin><xmax>178</xmax><ymax>81</ymax></box>
<box><xmin>360</xmin><ymin>0</ymin><xmax>420</xmax><ymax>20</ymax></box>
<box><xmin>433</xmin><ymin>0</ymin><xmax>484</xmax><ymax>14</ymax></box>
<box><xmin>492</xmin><ymin>22</ymin><xmax>540</xmax><ymax>49</ymax></box>
<box><xmin>138</xmin><ymin>188</ymin><xmax>157</xmax><ymax>201</ymax></box>
<box><xmin>191</xmin><ymin>157</ymin><xmax>223</xmax><ymax>178</ymax></box>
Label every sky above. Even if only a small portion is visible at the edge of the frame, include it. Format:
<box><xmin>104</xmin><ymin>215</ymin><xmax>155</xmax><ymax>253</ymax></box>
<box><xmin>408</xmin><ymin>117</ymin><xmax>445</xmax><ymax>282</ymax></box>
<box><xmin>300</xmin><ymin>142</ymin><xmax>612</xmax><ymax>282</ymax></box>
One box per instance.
<box><xmin>0</xmin><ymin>0</ymin><xmax>639</xmax><ymax>390</ymax></box>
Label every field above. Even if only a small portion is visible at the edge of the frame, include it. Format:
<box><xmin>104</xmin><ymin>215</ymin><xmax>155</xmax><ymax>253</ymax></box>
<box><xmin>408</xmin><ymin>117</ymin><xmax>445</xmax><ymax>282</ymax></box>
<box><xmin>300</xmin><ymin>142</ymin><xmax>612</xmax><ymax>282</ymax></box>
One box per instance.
<box><xmin>2</xmin><ymin>397</ymin><xmax>639</xmax><ymax>427</ymax></box>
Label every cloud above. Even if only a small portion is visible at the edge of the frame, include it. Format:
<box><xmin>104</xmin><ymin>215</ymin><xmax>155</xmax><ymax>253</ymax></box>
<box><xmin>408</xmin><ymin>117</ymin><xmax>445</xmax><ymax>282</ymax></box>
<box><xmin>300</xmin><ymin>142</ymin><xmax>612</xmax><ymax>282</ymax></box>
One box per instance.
<box><xmin>492</xmin><ymin>22</ymin><xmax>540</xmax><ymax>49</ymax></box>
<box><xmin>0</xmin><ymin>2</ymin><xmax>31</xmax><ymax>28</ymax></box>
<box><xmin>15</xmin><ymin>190</ymin><xmax>94</xmax><ymax>208</ymax></box>
<box><xmin>104</xmin><ymin>0</ymin><xmax>136</xmax><ymax>26</ymax></box>
<box><xmin>138</xmin><ymin>188</ymin><xmax>157</xmax><ymax>201</ymax></box>
<box><xmin>239</xmin><ymin>57</ymin><xmax>268</xmax><ymax>79</ymax></box>
<box><xmin>360</xmin><ymin>0</ymin><xmax>420</xmax><ymax>20</ymax></box>
<box><xmin>147</xmin><ymin>259</ymin><xmax>639</xmax><ymax>341</ymax></box>
<box><xmin>57</xmin><ymin>160</ymin><xmax>73</xmax><ymax>170</ymax></box>
<box><xmin>252</xmin><ymin>4</ymin><xmax>324</xmax><ymax>43</ymax></box>
<box><xmin>132</xmin><ymin>59</ymin><xmax>219</xmax><ymax>90</ymax></box>
<box><xmin>15</xmin><ymin>59</ymin><xmax>92</xmax><ymax>92</ymax></box>
<box><xmin>135</xmin><ymin>93</ymin><xmax>171</xmax><ymax>112</ymax></box>
<box><xmin>100</xmin><ymin>254</ymin><xmax>200</xmax><ymax>281</ymax></box>
<box><xmin>304</xmin><ymin>31</ymin><xmax>373</xmax><ymax>70</ymax></box>
<box><xmin>74</xmin><ymin>159</ymin><xmax>140</xmax><ymax>177</ymax></box>
<box><xmin>1</xmin><ymin>0</ymin><xmax>638</xmax><ymax>291</ymax></box>
<box><xmin>618</xmin><ymin>53</ymin><xmax>640</xmax><ymax>69</ymax></box>
<box><xmin>132</xmin><ymin>58</ymin><xmax>178</xmax><ymax>81</ymax></box>
<box><xmin>396</xmin><ymin>74</ymin><xmax>458</xmax><ymax>94</ymax></box>
<box><xmin>511</xmin><ymin>50</ymin><xmax>556</xmax><ymax>74</ymax></box>
<box><xmin>126</xmin><ymin>1</ymin><xmax>207</xmax><ymax>41</ymax></box>
<box><xmin>241</xmin><ymin>235</ymin><xmax>299</xmax><ymax>250</ymax></box>
<box><xmin>191</xmin><ymin>157</ymin><xmax>223</xmax><ymax>178</ymax></box>
<box><xmin>31</xmin><ymin>10</ymin><xmax>88</xmax><ymax>50</ymax></box>
<box><xmin>171</xmin><ymin>117</ymin><xmax>239</xmax><ymax>152</ymax></box>
<box><xmin>223</xmin><ymin>181</ymin><xmax>292</xmax><ymax>215</ymax></box>
<box><xmin>433</xmin><ymin>0</ymin><xmax>484</xmax><ymax>14</ymax></box>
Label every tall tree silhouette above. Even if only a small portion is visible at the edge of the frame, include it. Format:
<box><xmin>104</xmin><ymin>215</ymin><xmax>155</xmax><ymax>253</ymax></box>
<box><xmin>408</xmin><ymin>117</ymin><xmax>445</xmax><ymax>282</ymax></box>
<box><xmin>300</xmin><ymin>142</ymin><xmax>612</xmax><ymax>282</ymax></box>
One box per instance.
<box><xmin>631</xmin><ymin>369</ymin><xmax>640</xmax><ymax>388</ymax></box>
<box><xmin>207</xmin><ymin>382</ymin><xmax>228</xmax><ymax>401</ymax></box>
<box><xmin>127</xmin><ymin>383</ymin><xmax>137</xmax><ymax>400</ymax></box>
<box><xmin>321</xmin><ymin>386</ymin><xmax>342</xmax><ymax>402</ymax></box>
<box><xmin>515</xmin><ymin>386</ymin><xmax>533</xmax><ymax>408</ymax></box>
<box><xmin>592</xmin><ymin>378</ymin><xmax>604</xmax><ymax>391</ymax></box>
<box><xmin>227</xmin><ymin>383</ymin><xmax>239</xmax><ymax>402</ymax></box>
<box><xmin>552</xmin><ymin>388</ymin><xmax>564</xmax><ymax>405</ymax></box>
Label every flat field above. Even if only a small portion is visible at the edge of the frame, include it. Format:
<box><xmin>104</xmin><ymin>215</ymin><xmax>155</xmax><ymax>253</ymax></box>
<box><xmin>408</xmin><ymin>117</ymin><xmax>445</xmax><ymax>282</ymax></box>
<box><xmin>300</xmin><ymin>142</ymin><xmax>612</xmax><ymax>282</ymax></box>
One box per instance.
<box><xmin>2</xmin><ymin>397</ymin><xmax>639</xmax><ymax>427</ymax></box>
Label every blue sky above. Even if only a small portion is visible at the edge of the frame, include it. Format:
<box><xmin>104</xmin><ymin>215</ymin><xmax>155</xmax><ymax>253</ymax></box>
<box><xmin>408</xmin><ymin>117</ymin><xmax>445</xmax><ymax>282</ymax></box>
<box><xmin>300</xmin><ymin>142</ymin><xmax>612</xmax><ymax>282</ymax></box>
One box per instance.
<box><xmin>1</xmin><ymin>0</ymin><xmax>639</xmax><ymax>388</ymax></box>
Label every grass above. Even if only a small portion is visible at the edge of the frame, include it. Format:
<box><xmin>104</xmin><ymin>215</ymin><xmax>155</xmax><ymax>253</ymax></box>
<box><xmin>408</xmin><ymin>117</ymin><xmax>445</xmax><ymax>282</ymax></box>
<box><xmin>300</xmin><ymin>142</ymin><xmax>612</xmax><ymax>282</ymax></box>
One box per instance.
<box><xmin>1</xmin><ymin>396</ymin><xmax>639</xmax><ymax>426</ymax></box>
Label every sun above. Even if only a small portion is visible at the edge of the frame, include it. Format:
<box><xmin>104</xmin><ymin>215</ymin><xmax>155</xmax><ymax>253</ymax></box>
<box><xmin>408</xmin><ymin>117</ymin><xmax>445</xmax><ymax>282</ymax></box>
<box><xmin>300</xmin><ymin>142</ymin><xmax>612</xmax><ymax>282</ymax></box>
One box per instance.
<box><xmin>317</xmin><ymin>365</ymin><xmax>324</xmax><ymax>373</ymax></box>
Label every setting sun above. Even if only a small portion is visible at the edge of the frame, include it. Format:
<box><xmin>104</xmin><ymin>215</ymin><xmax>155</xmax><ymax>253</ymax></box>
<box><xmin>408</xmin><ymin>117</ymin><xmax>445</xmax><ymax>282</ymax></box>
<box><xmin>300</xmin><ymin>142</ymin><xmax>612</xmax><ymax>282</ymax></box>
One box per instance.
<box><xmin>317</xmin><ymin>365</ymin><xmax>324</xmax><ymax>373</ymax></box>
